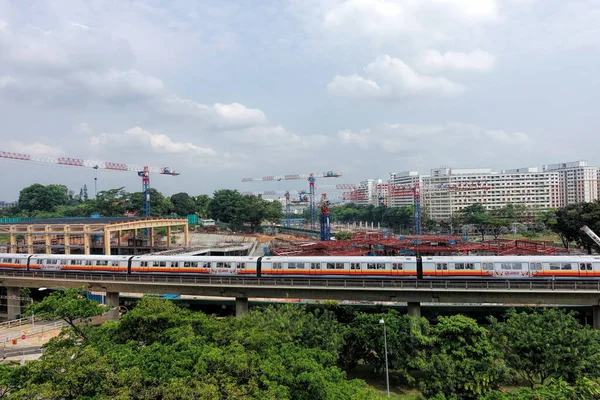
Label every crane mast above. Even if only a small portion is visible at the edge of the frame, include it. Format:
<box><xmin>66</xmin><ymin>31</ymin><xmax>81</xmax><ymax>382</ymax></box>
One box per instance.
<box><xmin>0</xmin><ymin>151</ymin><xmax>179</xmax><ymax>218</ymax></box>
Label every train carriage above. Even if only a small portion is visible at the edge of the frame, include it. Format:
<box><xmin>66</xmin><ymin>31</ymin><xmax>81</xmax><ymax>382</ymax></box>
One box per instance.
<box><xmin>261</xmin><ymin>256</ymin><xmax>417</xmax><ymax>278</ymax></box>
<box><xmin>0</xmin><ymin>255</ymin><xmax>29</xmax><ymax>270</ymax></box>
<box><xmin>29</xmin><ymin>254</ymin><xmax>131</xmax><ymax>273</ymax></box>
<box><xmin>130</xmin><ymin>256</ymin><xmax>259</xmax><ymax>275</ymax></box>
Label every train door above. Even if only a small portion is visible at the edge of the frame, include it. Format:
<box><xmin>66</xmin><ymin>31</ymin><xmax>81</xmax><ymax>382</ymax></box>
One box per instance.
<box><xmin>349</xmin><ymin>262</ymin><xmax>360</xmax><ymax>276</ymax></box>
<box><xmin>435</xmin><ymin>262</ymin><xmax>448</xmax><ymax>277</ymax></box>
<box><xmin>579</xmin><ymin>262</ymin><xmax>592</xmax><ymax>277</ymax></box>
<box><xmin>529</xmin><ymin>262</ymin><xmax>542</xmax><ymax>277</ymax></box>
<box><xmin>391</xmin><ymin>262</ymin><xmax>402</xmax><ymax>277</ymax></box>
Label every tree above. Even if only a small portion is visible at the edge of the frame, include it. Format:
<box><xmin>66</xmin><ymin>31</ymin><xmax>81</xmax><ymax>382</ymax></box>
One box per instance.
<box><xmin>194</xmin><ymin>195</ymin><xmax>211</xmax><ymax>218</ymax></box>
<box><xmin>338</xmin><ymin>312</ymin><xmax>430</xmax><ymax>383</ymax></box>
<box><xmin>210</xmin><ymin>189</ymin><xmax>243</xmax><ymax>223</ymax></box>
<box><xmin>95</xmin><ymin>187</ymin><xmax>130</xmax><ymax>216</ymax></box>
<box><xmin>420</xmin><ymin>315</ymin><xmax>505</xmax><ymax>399</ymax></box>
<box><xmin>458</xmin><ymin>203</ymin><xmax>496</xmax><ymax>240</ymax></box>
<box><xmin>552</xmin><ymin>201</ymin><xmax>600</xmax><ymax>253</ymax></box>
<box><xmin>18</xmin><ymin>184</ymin><xmax>54</xmax><ymax>213</ymax></box>
<box><xmin>489</xmin><ymin>308</ymin><xmax>600</xmax><ymax>387</ymax></box>
<box><xmin>25</xmin><ymin>288</ymin><xmax>106</xmax><ymax>341</ymax></box>
<box><xmin>129</xmin><ymin>188</ymin><xmax>174</xmax><ymax>217</ymax></box>
<box><xmin>483</xmin><ymin>378</ymin><xmax>600</xmax><ymax>399</ymax></box>
<box><xmin>170</xmin><ymin>192</ymin><xmax>197</xmax><ymax>216</ymax></box>
<box><xmin>83</xmin><ymin>184</ymin><xmax>89</xmax><ymax>200</ymax></box>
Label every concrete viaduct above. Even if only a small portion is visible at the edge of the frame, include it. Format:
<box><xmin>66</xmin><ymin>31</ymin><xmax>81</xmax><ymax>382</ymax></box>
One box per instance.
<box><xmin>4</xmin><ymin>270</ymin><xmax>600</xmax><ymax>327</ymax></box>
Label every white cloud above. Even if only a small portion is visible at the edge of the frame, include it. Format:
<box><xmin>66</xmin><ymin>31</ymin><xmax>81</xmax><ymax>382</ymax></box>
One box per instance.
<box><xmin>0</xmin><ymin>75</ymin><xmax>16</xmax><ymax>89</ymax></box>
<box><xmin>4</xmin><ymin>140</ymin><xmax>64</xmax><ymax>157</ymax></box>
<box><xmin>337</xmin><ymin>122</ymin><xmax>531</xmax><ymax>156</ymax></box>
<box><xmin>327</xmin><ymin>55</ymin><xmax>464</xmax><ymax>100</ymax></box>
<box><xmin>90</xmin><ymin>127</ymin><xmax>217</xmax><ymax>157</ymax></box>
<box><xmin>417</xmin><ymin>49</ymin><xmax>495</xmax><ymax>71</ymax></box>
<box><xmin>320</xmin><ymin>0</ymin><xmax>498</xmax><ymax>41</ymax></box>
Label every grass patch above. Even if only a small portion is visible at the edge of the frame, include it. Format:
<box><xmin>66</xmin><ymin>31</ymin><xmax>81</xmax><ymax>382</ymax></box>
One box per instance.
<box><xmin>0</xmin><ymin>234</ymin><xmax>9</xmax><ymax>244</ymax></box>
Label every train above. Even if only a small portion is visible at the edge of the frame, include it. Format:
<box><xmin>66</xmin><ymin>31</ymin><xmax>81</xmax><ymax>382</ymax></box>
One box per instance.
<box><xmin>1</xmin><ymin>253</ymin><xmax>600</xmax><ymax>279</ymax></box>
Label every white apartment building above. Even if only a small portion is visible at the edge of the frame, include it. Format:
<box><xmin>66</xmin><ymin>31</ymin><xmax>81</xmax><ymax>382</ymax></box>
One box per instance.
<box><xmin>543</xmin><ymin>161</ymin><xmax>599</xmax><ymax>205</ymax></box>
<box><xmin>347</xmin><ymin>179</ymin><xmax>384</xmax><ymax>206</ymax></box>
<box><xmin>387</xmin><ymin>171</ymin><xmax>424</xmax><ymax>207</ymax></box>
<box><xmin>421</xmin><ymin>167</ymin><xmax>561</xmax><ymax>221</ymax></box>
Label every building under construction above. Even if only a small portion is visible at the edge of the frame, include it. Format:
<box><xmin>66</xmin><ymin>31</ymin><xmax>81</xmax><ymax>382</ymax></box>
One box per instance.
<box><xmin>0</xmin><ymin>217</ymin><xmax>189</xmax><ymax>255</ymax></box>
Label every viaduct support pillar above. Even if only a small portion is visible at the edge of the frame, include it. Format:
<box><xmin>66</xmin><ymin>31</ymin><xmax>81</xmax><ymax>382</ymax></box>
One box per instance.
<box><xmin>235</xmin><ymin>297</ymin><xmax>249</xmax><ymax>317</ymax></box>
<box><xmin>166</xmin><ymin>226</ymin><xmax>172</xmax><ymax>248</ymax></box>
<box><xmin>407</xmin><ymin>302</ymin><xmax>421</xmax><ymax>319</ymax></box>
<box><xmin>106</xmin><ymin>292</ymin><xmax>120</xmax><ymax>321</ymax></box>
<box><xmin>6</xmin><ymin>287</ymin><xmax>21</xmax><ymax>320</ymax></box>
<box><xmin>594</xmin><ymin>306</ymin><xmax>600</xmax><ymax>330</ymax></box>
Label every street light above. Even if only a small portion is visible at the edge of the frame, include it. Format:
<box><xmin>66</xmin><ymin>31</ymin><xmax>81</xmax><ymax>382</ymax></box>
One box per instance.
<box><xmin>379</xmin><ymin>318</ymin><xmax>390</xmax><ymax>397</ymax></box>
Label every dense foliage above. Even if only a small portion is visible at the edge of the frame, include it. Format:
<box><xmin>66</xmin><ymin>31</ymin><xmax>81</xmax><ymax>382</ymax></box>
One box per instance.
<box><xmin>6</xmin><ymin>297</ymin><xmax>600</xmax><ymax>399</ymax></box>
<box><xmin>3</xmin><ymin>184</ymin><xmax>283</xmax><ymax>232</ymax></box>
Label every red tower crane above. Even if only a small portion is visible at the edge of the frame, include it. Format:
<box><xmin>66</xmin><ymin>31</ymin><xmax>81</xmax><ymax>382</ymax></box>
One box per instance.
<box><xmin>0</xmin><ymin>151</ymin><xmax>179</xmax><ymax>218</ymax></box>
<box><xmin>241</xmin><ymin>171</ymin><xmax>342</xmax><ymax>230</ymax></box>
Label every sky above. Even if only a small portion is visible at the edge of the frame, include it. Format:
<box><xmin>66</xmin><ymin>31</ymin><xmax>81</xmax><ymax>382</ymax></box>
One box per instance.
<box><xmin>1</xmin><ymin>0</ymin><xmax>600</xmax><ymax>200</ymax></box>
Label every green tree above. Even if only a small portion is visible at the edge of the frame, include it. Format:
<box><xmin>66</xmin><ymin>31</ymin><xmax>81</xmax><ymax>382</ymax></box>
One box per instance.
<box><xmin>338</xmin><ymin>312</ymin><xmax>430</xmax><ymax>383</ymax></box>
<box><xmin>194</xmin><ymin>194</ymin><xmax>212</xmax><ymax>219</ymax></box>
<box><xmin>210</xmin><ymin>189</ymin><xmax>243</xmax><ymax>223</ymax></box>
<box><xmin>483</xmin><ymin>378</ymin><xmax>600</xmax><ymax>399</ymax></box>
<box><xmin>458</xmin><ymin>203</ymin><xmax>495</xmax><ymax>240</ymax></box>
<box><xmin>25</xmin><ymin>288</ymin><xmax>106</xmax><ymax>341</ymax></box>
<box><xmin>95</xmin><ymin>187</ymin><xmax>130</xmax><ymax>216</ymax></box>
<box><xmin>170</xmin><ymin>192</ymin><xmax>197</xmax><ymax>216</ymax></box>
<box><xmin>420</xmin><ymin>315</ymin><xmax>505</xmax><ymax>399</ymax></box>
<box><xmin>489</xmin><ymin>308</ymin><xmax>600</xmax><ymax>387</ymax></box>
<box><xmin>129</xmin><ymin>188</ymin><xmax>174</xmax><ymax>217</ymax></box>
<box><xmin>18</xmin><ymin>184</ymin><xmax>54</xmax><ymax>213</ymax></box>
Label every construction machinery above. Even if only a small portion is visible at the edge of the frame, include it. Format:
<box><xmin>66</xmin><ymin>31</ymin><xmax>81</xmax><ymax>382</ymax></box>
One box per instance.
<box><xmin>241</xmin><ymin>171</ymin><xmax>342</xmax><ymax>230</ymax></box>
<box><xmin>320</xmin><ymin>193</ymin><xmax>331</xmax><ymax>241</ymax></box>
<box><xmin>581</xmin><ymin>225</ymin><xmax>600</xmax><ymax>249</ymax></box>
<box><xmin>0</xmin><ymin>151</ymin><xmax>179</xmax><ymax>218</ymax></box>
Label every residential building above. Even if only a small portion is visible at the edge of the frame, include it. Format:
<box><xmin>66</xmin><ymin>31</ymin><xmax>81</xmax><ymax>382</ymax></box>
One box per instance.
<box><xmin>543</xmin><ymin>161</ymin><xmax>599</xmax><ymax>205</ymax></box>
<box><xmin>422</xmin><ymin>167</ymin><xmax>561</xmax><ymax>221</ymax></box>
<box><xmin>387</xmin><ymin>171</ymin><xmax>424</xmax><ymax>208</ymax></box>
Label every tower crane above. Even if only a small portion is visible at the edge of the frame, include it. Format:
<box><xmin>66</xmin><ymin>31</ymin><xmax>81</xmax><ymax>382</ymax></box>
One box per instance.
<box><xmin>0</xmin><ymin>151</ymin><xmax>179</xmax><ymax>218</ymax></box>
<box><xmin>581</xmin><ymin>225</ymin><xmax>600</xmax><ymax>249</ymax></box>
<box><xmin>241</xmin><ymin>171</ymin><xmax>342</xmax><ymax>230</ymax></box>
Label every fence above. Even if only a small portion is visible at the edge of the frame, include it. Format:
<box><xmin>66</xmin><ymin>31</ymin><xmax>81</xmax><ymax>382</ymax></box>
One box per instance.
<box><xmin>0</xmin><ymin>217</ymin><xmax>35</xmax><ymax>224</ymax></box>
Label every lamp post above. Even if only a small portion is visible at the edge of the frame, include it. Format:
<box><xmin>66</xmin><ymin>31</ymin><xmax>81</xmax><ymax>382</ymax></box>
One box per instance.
<box><xmin>379</xmin><ymin>318</ymin><xmax>390</xmax><ymax>397</ymax></box>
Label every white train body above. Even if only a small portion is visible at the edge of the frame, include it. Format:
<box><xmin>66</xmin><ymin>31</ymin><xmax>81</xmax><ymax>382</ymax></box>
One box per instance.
<box><xmin>2</xmin><ymin>253</ymin><xmax>600</xmax><ymax>279</ymax></box>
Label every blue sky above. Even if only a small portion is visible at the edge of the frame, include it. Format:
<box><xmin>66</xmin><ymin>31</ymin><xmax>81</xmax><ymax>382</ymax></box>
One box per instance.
<box><xmin>1</xmin><ymin>0</ymin><xmax>599</xmax><ymax>200</ymax></box>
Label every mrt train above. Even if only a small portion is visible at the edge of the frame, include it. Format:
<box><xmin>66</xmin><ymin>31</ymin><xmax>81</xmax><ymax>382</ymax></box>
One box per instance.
<box><xmin>1</xmin><ymin>253</ymin><xmax>600</xmax><ymax>279</ymax></box>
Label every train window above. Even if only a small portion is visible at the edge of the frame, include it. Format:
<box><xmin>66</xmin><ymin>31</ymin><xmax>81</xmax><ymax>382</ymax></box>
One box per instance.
<box><xmin>152</xmin><ymin>261</ymin><xmax>159</xmax><ymax>267</ymax></box>
<box><xmin>217</xmin><ymin>262</ymin><xmax>225</xmax><ymax>268</ymax></box>
<box><xmin>436</xmin><ymin>263</ymin><xmax>448</xmax><ymax>270</ymax></box>
<box><xmin>336</xmin><ymin>263</ymin><xmax>344</xmax><ymax>269</ymax></box>
<box><xmin>377</xmin><ymin>263</ymin><xmax>385</xmax><ymax>270</ymax></box>
<box><xmin>466</xmin><ymin>263</ymin><xmax>475</xmax><ymax>270</ymax></box>
<box><xmin>96</xmin><ymin>260</ymin><xmax>108</xmax><ymax>266</ymax></box>
<box><xmin>86</xmin><ymin>260</ymin><xmax>93</xmax><ymax>266</ymax></box>
<box><xmin>482</xmin><ymin>263</ymin><xmax>492</xmax><ymax>270</ymax></box>
<box><xmin>237</xmin><ymin>262</ymin><xmax>246</xmax><ymax>269</ymax></box>
<box><xmin>561</xmin><ymin>263</ymin><xmax>572</xmax><ymax>270</ymax></box>
<box><xmin>392</xmin><ymin>263</ymin><xmax>403</xmax><ymax>270</ymax></box>
<box><xmin>512</xmin><ymin>264</ymin><xmax>522</xmax><ymax>270</ymax></box>
<box><xmin>549</xmin><ymin>262</ymin><xmax>560</xmax><ymax>270</ymax></box>
<box><xmin>111</xmin><ymin>261</ymin><xmax>119</xmax><ymax>267</ymax></box>
<box><xmin>191</xmin><ymin>262</ymin><xmax>198</xmax><ymax>268</ymax></box>
<box><xmin>580</xmin><ymin>263</ymin><xmax>586</xmax><ymax>270</ymax></box>
<box><xmin>203</xmin><ymin>262</ymin><xmax>210</xmax><ymax>268</ymax></box>
<box><xmin>172</xmin><ymin>262</ymin><xmax>178</xmax><ymax>268</ymax></box>
<box><xmin>140</xmin><ymin>261</ymin><xmax>148</xmax><ymax>267</ymax></box>
<box><xmin>588</xmin><ymin>263</ymin><xmax>593</xmax><ymax>271</ymax></box>
<box><xmin>367</xmin><ymin>263</ymin><xmax>376</xmax><ymax>270</ymax></box>
<box><xmin>184</xmin><ymin>262</ymin><xmax>191</xmax><ymax>268</ymax></box>
<box><xmin>326</xmin><ymin>262</ymin><xmax>335</xmax><ymax>269</ymax></box>
<box><xmin>455</xmin><ymin>263</ymin><xmax>465</xmax><ymax>270</ymax></box>
<box><xmin>531</xmin><ymin>263</ymin><xmax>542</xmax><ymax>271</ymax></box>
<box><xmin>288</xmin><ymin>262</ymin><xmax>296</xmax><ymax>269</ymax></box>
<box><xmin>501</xmin><ymin>263</ymin><xmax>514</xmax><ymax>270</ymax></box>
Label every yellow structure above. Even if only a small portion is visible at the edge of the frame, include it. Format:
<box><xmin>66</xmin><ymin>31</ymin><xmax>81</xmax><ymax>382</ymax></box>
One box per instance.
<box><xmin>0</xmin><ymin>217</ymin><xmax>189</xmax><ymax>255</ymax></box>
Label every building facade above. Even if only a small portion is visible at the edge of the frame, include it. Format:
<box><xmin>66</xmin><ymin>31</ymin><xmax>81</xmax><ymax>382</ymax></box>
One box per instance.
<box><xmin>421</xmin><ymin>167</ymin><xmax>562</xmax><ymax>221</ymax></box>
<box><xmin>543</xmin><ymin>161</ymin><xmax>599</xmax><ymax>205</ymax></box>
<box><xmin>387</xmin><ymin>171</ymin><xmax>423</xmax><ymax>208</ymax></box>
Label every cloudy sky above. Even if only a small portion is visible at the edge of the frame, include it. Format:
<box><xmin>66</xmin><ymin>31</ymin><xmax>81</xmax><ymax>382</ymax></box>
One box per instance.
<box><xmin>1</xmin><ymin>0</ymin><xmax>600</xmax><ymax>200</ymax></box>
